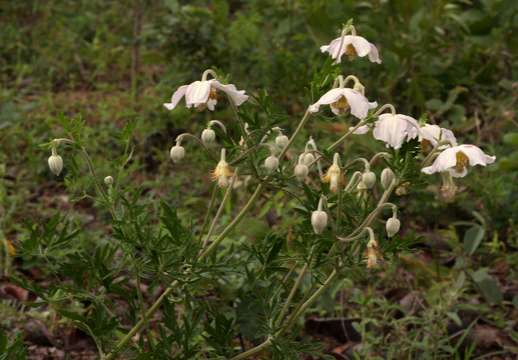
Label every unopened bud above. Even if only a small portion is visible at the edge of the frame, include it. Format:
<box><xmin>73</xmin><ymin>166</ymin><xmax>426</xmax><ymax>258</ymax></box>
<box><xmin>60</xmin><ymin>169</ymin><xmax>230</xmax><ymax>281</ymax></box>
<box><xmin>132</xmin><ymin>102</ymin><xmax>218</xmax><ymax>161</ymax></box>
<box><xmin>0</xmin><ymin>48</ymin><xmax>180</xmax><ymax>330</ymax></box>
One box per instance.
<box><xmin>264</xmin><ymin>155</ymin><xmax>279</xmax><ymax>173</ymax></box>
<box><xmin>170</xmin><ymin>145</ymin><xmax>185</xmax><ymax>163</ymax></box>
<box><xmin>275</xmin><ymin>134</ymin><xmax>289</xmax><ymax>149</ymax></box>
<box><xmin>104</xmin><ymin>176</ymin><xmax>114</xmax><ymax>185</ymax></box>
<box><xmin>311</xmin><ymin>210</ymin><xmax>328</xmax><ymax>234</ymax></box>
<box><xmin>48</xmin><ymin>154</ymin><xmax>63</xmax><ymax>176</ymax></box>
<box><xmin>386</xmin><ymin>217</ymin><xmax>401</xmax><ymax>237</ymax></box>
<box><xmin>302</xmin><ymin>152</ymin><xmax>315</xmax><ymax>166</ymax></box>
<box><xmin>294</xmin><ymin>163</ymin><xmax>309</xmax><ymax>181</ymax></box>
<box><xmin>201</xmin><ymin>128</ymin><xmax>216</xmax><ymax>146</ymax></box>
<box><xmin>362</xmin><ymin>171</ymin><xmax>376</xmax><ymax>189</ymax></box>
<box><xmin>381</xmin><ymin>168</ymin><xmax>395</xmax><ymax>189</ymax></box>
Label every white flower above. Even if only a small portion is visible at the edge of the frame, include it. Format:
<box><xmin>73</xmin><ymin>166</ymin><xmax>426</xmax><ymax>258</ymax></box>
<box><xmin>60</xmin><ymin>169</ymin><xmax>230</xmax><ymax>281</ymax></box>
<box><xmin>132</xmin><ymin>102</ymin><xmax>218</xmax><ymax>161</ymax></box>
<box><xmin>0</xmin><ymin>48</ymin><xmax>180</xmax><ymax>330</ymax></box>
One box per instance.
<box><xmin>201</xmin><ymin>128</ymin><xmax>216</xmax><ymax>146</ymax></box>
<box><xmin>170</xmin><ymin>144</ymin><xmax>185</xmax><ymax>163</ymax></box>
<box><xmin>164</xmin><ymin>79</ymin><xmax>248</xmax><ymax>111</ymax></box>
<box><xmin>422</xmin><ymin>144</ymin><xmax>496</xmax><ymax>178</ymax></box>
<box><xmin>264</xmin><ymin>155</ymin><xmax>279</xmax><ymax>173</ymax></box>
<box><xmin>309</xmin><ymin>88</ymin><xmax>373</xmax><ymax>119</ymax></box>
<box><xmin>48</xmin><ymin>154</ymin><xmax>63</xmax><ymax>176</ymax></box>
<box><xmin>321</xmin><ymin>35</ymin><xmax>381</xmax><ymax>64</ymax></box>
<box><xmin>386</xmin><ymin>217</ymin><xmax>401</xmax><ymax>238</ymax></box>
<box><xmin>419</xmin><ymin>124</ymin><xmax>457</xmax><ymax>148</ymax></box>
<box><xmin>311</xmin><ymin>196</ymin><xmax>328</xmax><ymax>235</ymax></box>
<box><xmin>372</xmin><ymin>113</ymin><xmax>419</xmax><ymax>149</ymax></box>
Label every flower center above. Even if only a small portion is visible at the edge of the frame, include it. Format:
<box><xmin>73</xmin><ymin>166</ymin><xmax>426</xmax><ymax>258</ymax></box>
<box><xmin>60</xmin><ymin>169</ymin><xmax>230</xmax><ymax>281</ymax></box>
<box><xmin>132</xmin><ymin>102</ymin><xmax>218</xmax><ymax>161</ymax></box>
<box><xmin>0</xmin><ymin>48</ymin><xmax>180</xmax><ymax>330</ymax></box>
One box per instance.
<box><xmin>420</xmin><ymin>139</ymin><xmax>433</xmax><ymax>153</ymax></box>
<box><xmin>331</xmin><ymin>96</ymin><xmax>349</xmax><ymax>114</ymax></box>
<box><xmin>208</xmin><ymin>87</ymin><xmax>218</xmax><ymax>100</ymax></box>
<box><xmin>345</xmin><ymin>44</ymin><xmax>357</xmax><ymax>59</ymax></box>
<box><xmin>455</xmin><ymin>151</ymin><xmax>469</xmax><ymax>173</ymax></box>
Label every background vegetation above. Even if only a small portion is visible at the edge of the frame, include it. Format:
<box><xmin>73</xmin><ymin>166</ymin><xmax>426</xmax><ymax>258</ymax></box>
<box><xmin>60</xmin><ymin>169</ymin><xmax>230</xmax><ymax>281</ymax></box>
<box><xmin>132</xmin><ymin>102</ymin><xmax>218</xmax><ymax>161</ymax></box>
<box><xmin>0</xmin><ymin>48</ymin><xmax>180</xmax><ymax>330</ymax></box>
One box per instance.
<box><xmin>1</xmin><ymin>0</ymin><xmax>517</xmax><ymax>358</ymax></box>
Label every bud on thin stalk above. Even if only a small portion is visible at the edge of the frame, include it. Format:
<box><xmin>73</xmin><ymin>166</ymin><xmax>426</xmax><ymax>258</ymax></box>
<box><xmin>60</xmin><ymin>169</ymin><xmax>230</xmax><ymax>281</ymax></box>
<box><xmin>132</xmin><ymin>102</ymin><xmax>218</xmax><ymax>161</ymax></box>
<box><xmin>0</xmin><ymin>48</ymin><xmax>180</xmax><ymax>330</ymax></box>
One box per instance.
<box><xmin>170</xmin><ymin>144</ymin><xmax>185</xmax><ymax>163</ymax></box>
<box><xmin>104</xmin><ymin>176</ymin><xmax>114</xmax><ymax>186</ymax></box>
<box><xmin>362</xmin><ymin>170</ymin><xmax>376</xmax><ymax>189</ymax></box>
<box><xmin>264</xmin><ymin>155</ymin><xmax>279</xmax><ymax>173</ymax></box>
<box><xmin>311</xmin><ymin>196</ymin><xmax>328</xmax><ymax>235</ymax></box>
<box><xmin>381</xmin><ymin>168</ymin><xmax>395</xmax><ymax>189</ymax></box>
<box><xmin>201</xmin><ymin>128</ymin><xmax>216</xmax><ymax>146</ymax></box>
<box><xmin>48</xmin><ymin>146</ymin><xmax>63</xmax><ymax>176</ymax></box>
<box><xmin>386</xmin><ymin>216</ymin><xmax>401</xmax><ymax>238</ymax></box>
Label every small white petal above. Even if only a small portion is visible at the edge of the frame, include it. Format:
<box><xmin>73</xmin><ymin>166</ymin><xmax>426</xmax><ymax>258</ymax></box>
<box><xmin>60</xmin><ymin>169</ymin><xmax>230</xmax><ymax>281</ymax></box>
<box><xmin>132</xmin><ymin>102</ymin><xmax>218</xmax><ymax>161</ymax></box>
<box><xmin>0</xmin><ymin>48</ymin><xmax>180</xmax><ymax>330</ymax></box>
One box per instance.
<box><xmin>211</xmin><ymin>80</ymin><xmax>249</xmax><ymax>106</ymax></box>
<box><xmin>164</xmin><ymin>85</ymin><xmax>188</xmax><ymax>110</ymax></box>
<box><xmin>350</xmin><ymin>36</ymin><xmax>372</xmax><ymax>57</ymax></box>
<box><xmin>185</xmin><ymin>81</ymin><xmax>211</xmax><ymax>107</ymax></box>
<box><xmin>368</xmin><ymin>43</ymin><xmax>382</xmax><ymax>64</ymax></box>
<box><xmin>373</xmin><ymin>114</ymin><xmax>417</xmax><ymax>149</ymax></box>
<box><xmin>343</xmin><ymin>89</ymin><xmax>369</xmax><ymax>119</ymax></box>
<box><xmin>353</xmin><ymin>125</ymin><xmax>370</xmax><ymax>135</ymax></box>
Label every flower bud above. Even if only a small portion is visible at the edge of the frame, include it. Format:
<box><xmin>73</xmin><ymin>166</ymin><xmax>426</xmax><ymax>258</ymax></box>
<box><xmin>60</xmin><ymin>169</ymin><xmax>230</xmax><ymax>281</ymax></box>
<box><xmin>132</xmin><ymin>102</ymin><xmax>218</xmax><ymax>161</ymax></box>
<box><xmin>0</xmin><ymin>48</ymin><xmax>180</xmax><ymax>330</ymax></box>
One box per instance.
<box><xmin>104</xmin><ymin>176</ymin><xmax>114</xmax><ymax>185</ymax></box>
<box><xmin>362</xmin><ymin>171</ymin><xmax>376</xmax><ymax>189</ymax></box>
<box><xmin>294</xmin><ymin>163</ymin><xmax>309</xmax><ymax>181</ymax></box>
<box><xmin>275</xmin><ymin>134</ymin><xmax>289</xmax><ymax>149</ymax></box>
<box><xmin>386</xmin><ymin>217</ymin><xmax>401</xmax><ymax>237</ymax></box>
<box><xmin>311</xmin><ymin>210</ymin><xmax>328</xmax><ymax>234</ymax></box>
<box><xmin>302</xmin><ymin>152</ymin><xmax>315</xmax><ymax>166</ymax></box>
<box><xmin>323</xmin><ymin>153</ymin><xmax>342</xmax><ymax>193</ymax></box>
<box><xmin>48</xmin><ymin>154</ymin><xmax>63</xmax><ymax>176</ymax></box>
<box><xmin>381</xmin><ymin>168</ymin><xmax>395</xmax><ymax>189</ymax></box>
<box><xmin>366</xmin><ymin>239</ymin><xmax>380</xmax><ymax>269</ymax></box>
<box><xmin>264</xmin><ymin>155</ymin><xmax>279</xmax><ymax>173</ymax></box>
<box><xmin>170</xmin><ymin>145</ymin><xmax>185</xmax><ymax>163</ymax></box>
<box><xmin>201</xmin><ymin>128</ymin><xmax>216</xmax><ymax>146</ymax></box>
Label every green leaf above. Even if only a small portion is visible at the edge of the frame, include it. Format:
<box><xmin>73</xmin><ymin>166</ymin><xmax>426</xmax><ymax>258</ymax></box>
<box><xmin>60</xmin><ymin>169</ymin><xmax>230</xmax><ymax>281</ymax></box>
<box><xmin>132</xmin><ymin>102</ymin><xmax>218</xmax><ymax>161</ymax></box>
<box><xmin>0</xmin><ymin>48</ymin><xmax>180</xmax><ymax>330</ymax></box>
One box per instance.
<box><xmin>463</xmin><ymin>225</ymin><xmax>485</xmax><ymax>255</ymax></box>
<box><xmin>471</xmin><ymin>269</ymin><xmax>502</xmax><ymax>304</ymax></box>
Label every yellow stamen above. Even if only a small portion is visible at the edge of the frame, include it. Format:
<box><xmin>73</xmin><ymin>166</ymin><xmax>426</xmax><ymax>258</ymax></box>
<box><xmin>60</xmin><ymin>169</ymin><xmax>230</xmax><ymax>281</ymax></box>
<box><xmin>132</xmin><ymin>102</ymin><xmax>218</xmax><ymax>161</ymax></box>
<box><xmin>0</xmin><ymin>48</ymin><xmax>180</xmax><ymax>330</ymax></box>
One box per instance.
<box><xmin>331</xmin><ymin>96</ymin><xmax>350</xmax><ymax>115</ymax></box>
<box><xmin>345</xmin><ymin>44</ymin><xmax>357</xmax><ymax>59</ymax></box>
<box><xmin>455</xmin><ymin>151</ymin><xmax>469</xmax><ymax>173</ymax></box>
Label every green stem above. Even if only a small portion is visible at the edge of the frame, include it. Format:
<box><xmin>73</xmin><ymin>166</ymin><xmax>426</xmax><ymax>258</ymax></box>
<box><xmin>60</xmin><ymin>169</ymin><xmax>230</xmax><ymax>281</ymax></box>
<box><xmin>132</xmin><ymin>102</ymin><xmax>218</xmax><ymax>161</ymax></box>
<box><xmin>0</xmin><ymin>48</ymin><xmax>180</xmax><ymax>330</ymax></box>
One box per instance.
<box><xmin>230</xmin><ymin>337</ymin><xmax>273</xmax><ymax>360</ymax></box>
<box><xmin>275</xmin><ymin>262</ymin><xmax>308</xmax><ymax>327</ymax></box>
<box><xmin>198</xmin><ymin>184</ymin><xmax>218</xmax><ymax>241</ymax></box>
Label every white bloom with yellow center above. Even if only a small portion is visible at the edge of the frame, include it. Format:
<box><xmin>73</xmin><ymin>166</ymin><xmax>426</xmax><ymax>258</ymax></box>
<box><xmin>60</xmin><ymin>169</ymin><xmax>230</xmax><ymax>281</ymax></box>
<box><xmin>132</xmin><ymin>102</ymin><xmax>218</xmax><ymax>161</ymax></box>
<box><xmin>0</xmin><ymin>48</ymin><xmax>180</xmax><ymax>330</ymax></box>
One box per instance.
<box><xmin>321</xmin><ymin>35</ymin><xmax>381</xmax><ymax>64</ymax></box>
<box><xmin>164</xmin><ymin>71</ymin><xmax>248</xmax><ymax>111</ymax></box>
<box><xmin>309</xmin><ymin>88</ymin><xmax>373</xmax><ymax>119</ymax></box>
<box><xmin>372</xmin><ymin>113</ymin><xmax>419</xmax><ymax>149</ymax></box>
<box><xmin>422</xmin><ymin>144</ymin><xmax>496</xmax><ymax>178</ymax></box>
<box><xmin>419</xmin><ymin>124</ymin><xmax>457</xmax><ymax>148</ymax></box>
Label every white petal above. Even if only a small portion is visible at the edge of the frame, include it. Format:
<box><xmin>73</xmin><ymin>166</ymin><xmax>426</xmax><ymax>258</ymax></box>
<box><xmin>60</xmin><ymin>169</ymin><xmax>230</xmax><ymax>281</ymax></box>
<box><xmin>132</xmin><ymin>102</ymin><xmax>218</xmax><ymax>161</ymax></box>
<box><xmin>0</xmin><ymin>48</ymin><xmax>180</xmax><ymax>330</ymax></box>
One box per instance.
<box><xmin>368</xmin><ymin>101</ymin><xmax>378</xmax><ymax>109</ymax></box>
<box><xmin>185</xmin><ymin>81</ymin><xmax>210</xmax><ymax>107</ymax></box>
<box><xmin>211</xmin><ymin>80</ymin><xmax>249</xmax><ymax>106</ymax></box>
<box><xmin>308</xmin><ymin>88</ymin><xmax>344</xmax><ymax>113</ymax></box>
<box><xmin>368</xmin><ymin>43</ymin><xmax>382</xmax><ymax>64</ymax></box>
<box><xmin>343</xmin><ymin>89</ymin><xmax>369</xmax><ymax>119</ymax></box>
<box><xmin>398</xmin><ymin>114</ymin><xmax>419</xmax><ymax>140</ymax></box>
<box><xmin>353</xmin><ymin>125</ymin><xmax>370</xmax><ymax>135</ymax></box>
<box><xmin>207</xmin><ymin>98</ymin><xmax>217</xmax><ymax>111</ymax></box>
<box><xmin>421</xmin><ymin>147</ymin><xmax>457</xmax><ymax>175</ymax></box>
<box><xmin>373</xmin><ymin>114</ymin><xmax>409</xmax><ymax>149</ymax></box>
<box><xmin>458</xmin><ymin>145</ymin><xmax>496</xmax><ymax>166</ymax></box>
<box><xmin>164</xmin><ymin>85</ymin><xmax>188</xmax><ymax>110</ymax></box>
<box><xmin>350</xmin><ymin>36</ymin><xmax>372</xmax><ymax>57</ymax></box>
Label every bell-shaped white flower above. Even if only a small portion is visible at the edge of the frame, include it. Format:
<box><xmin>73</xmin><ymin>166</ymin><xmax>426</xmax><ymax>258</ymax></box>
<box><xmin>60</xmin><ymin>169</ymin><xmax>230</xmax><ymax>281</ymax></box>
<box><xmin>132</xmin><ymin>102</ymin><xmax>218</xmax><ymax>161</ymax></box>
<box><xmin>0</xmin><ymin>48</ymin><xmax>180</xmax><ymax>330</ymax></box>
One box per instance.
<box><xmin>422</xmin><ymin>144</ymin><xmax>496</xmax><ymax>178</ymax></box>
<box><xmin>201</xmin><ymin>128</ymin><xmax>216</xmax><ymax>146</ymax></box>
<box><xmin>170</xmin><ymin>144</ymin><xmax>185</xmax><ymax>163</ymax></box>
<box><xmin>362</xmin><ymin>171</ymin><xmax>376</xmax><ymax>189</ymax></box>
<box><xmin>164</xmin><ymin>70</ymin><xmax>248</xmax><ymax>111</ymax></box>
<box><xmin>419</xmin><ymin>124</ymin><xmax>457</xmax><ymax>149</ymax></box>
<box><xmin>386</xmin><ymin>217</ymin><xmax>401</xmax><ymax>238</ymax></box>
<box><xmin>309</xmin><ymin>88</ymin><xmax>373</xmax><ymax>119</ymax></box>
<box><xmin>372</xmin><ymin>113</ymin><xmax>419</xmax><ymax>149</ymax></box>
<box><xmin>321</xmin><ymin>34</ymin><xmax>381</xmax><ymax>64</ymax></box>
<box><xmin>380</xmin><ymin>168</ymin><xmax>395</xmax><ymax>190</ymax></box>
<box><xmin>264</xmin><ymin>155</ymin><xmax>279</xmax><ymax>173</ymax></box>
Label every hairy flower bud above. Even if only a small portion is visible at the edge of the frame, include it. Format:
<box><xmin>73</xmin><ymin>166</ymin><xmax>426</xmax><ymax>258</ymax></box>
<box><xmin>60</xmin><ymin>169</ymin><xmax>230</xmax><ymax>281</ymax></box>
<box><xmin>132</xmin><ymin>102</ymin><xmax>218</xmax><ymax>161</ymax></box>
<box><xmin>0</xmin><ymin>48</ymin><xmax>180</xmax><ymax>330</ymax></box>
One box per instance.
<box><xmin>294</xmin><ymin>163</ymin><xmax>309</xmax><ymax>182</ymax></box>
<box><xmin>264</xmin><ymin>155</ymin><xmax>279</xmax><ymax>173</ymax></box>
<box><xmin>48</xmin><ymin>154</ymin><xmax>63</xmax><ymax>176</ymax></box>
<box><xmin>386</xmin><ymin>217</ymin><xmax>401</xmax><ymax>237</ymax></box>
<box><xmin>104</xmin><ymin>176</ymin><xmax>114</xmax><ymax>185</ymax></box>
<box><xmin>302</xmin><ymin>152</ymin><xmax>315</xmax><ymax>166</ymax></box>
<box><xmin>275</xmin><ymin>134</ymin><xmax>289</xmax><ymax>149</ymax></box>
<box><xmin>170</xmin><ymin>145</ymin><xmax>185</xmax><ymax>163</ymax></box>
<box><xmin>362</xmin><ymin>171</ymin><xmax>376</xmax><ymax>189</ymax></box>
<box><xmin>381</xmin><ymin>168</ymin><xmax>395</xmax><ymax>189</ymax></box>
<box><xmin>311</xmin><ymin>210</ymin><xmax>328</xmax><ymax>234</ymax></box>
<box><xmin>201</xmin><ymin>128</ymin><xmax>216</xmax><ymax>146</ymax></box>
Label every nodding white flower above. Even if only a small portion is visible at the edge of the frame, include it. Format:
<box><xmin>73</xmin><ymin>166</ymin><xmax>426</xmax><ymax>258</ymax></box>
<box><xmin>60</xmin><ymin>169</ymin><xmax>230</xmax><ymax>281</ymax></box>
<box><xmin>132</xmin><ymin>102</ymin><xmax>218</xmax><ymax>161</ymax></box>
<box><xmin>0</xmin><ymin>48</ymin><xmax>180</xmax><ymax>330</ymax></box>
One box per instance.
<box><xmin>322</xmin><ymin>153</ymin><xmax>342</xmax><ymax>193</ymax></box>
<box><xmin>361</xmin><ymin>171</ymin><xmax>376</xmax><ymax>189</ymax></box>
<box><xmin>164</xmin><ymin>70</ymin><xmax>248</xmax><ymax>111</ymax></box>
<box><xmin>419</xmin><ymin>124</ymin><xmax>457</xmax><ymax>150</ymax></box>
<box><xmin>309</xmin><ymin>88</ymin><xmax>373</xmax><ymax>119</ymax></box>
<box><xmin>380</xmin><ymin>168</ymin><xmax>395</xmax><ymax>189</ymax></box>
<box><xmin>311</xmin><ymin>197</ymin><xmax>328</xmax><ymax>235</ymax></box>
<box><xmin>386</xmin><ymin>217</ymin><xmax>401</xmax><ymax>237</ymax></box>
<box><xmin>294</xmin><ymin>155</ymin><xmax>309</xmax><ymax>182</ymax></box>
<box><xmin>372</xmin><ymin>113</ymin><xmax>419</xmax><ymax>149</ymax></box>
<box><xmin>366</xmin><ymin>239</ymin><xmax>381</xmax><ymax>269</ymax></box>
<box><xmin>170</xmin><ymin>144</ymin><xmax>185</xmax><ymax>163</ymax></box>
<box><xmin>264</xmin><ymin>155</ymin><xmax>279</xmax><ymax>173</ymax></box>
<box><xmin>321</xmin><ymin>34</ymin><xmax>381</xmax><ymax>64</ymax></box>
<box><xmin>302</xmin><ymin>152</ymin><xmax>316</xmax><ymax>166</ymax></box>
<box><xmin>201</xmin><ymin>128</ymin><xmax>216</xmax><ymax>146</ymax></box>
<box><xmin>104</xmin><ymin>176</ymin><xmax>114</xmax><ymax>186</ymax></box>
<box><xmin>422</xmin><ymin>144</ymin><xmax>496</xmax><ymax>178</ymax></box>
<box><xmin>48</xmin><ymin>153</ymin><xmax>63</xmax><ymax>176</ymax></box>
<box><xmin>212</xmin><ymin>149</ymin><xmax>233</xmax><ymax>187</ymax></box>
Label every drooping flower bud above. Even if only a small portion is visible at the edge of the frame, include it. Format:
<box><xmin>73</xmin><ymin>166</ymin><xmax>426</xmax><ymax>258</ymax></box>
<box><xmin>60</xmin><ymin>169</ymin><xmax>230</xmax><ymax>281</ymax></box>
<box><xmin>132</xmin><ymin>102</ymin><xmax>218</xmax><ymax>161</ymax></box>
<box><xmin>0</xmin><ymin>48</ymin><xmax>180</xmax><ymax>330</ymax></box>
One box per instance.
<box><xmin>323</xmin><ymin>153</ymin><xmax>342</xmax><ymax>192</ymax></box>
<box><xmin>311</xmin><ymin>196</ymin><xmax>328</xmax><ymax>234</ymax></box>
<box><xmin>302</xmin><ymin>152</ymin><xmax>315</xmax><ymax>166</ymax></box>
<box><xmin>386</xmin><ymin>216</ymin><xmax>401</xmax><ymax>237</ymax></box>
<box><xmin>201</xmin><ymin>128</ymin><xmax>216</xmax><ymax>146</ymax></box>
<box><xmin>294</xmin><ymin>155</ymin><xmax>309</xmax><ymax>182</ymax></box>
<box><xmin>362</xmin><ymin>171</ymin><xmax>376</xmax><ymax>189</ymax></box>
<box><xmin>366</xmin><ymin>239</ymin><xmax>380</xmax><ymax>269</ymax></box>
<box><xmin>104</xmin><ymin>176</ymin><xmax>114</xmax><ymax>186</ymax></box>
<box><xmin>48</xmin><ymin>153</ymin><xmax>63</xmax><ymax>176</ymax></box>
<box><xmin>380</xmin><ymin>168</ymin><xmax>395</xmax><ymax>189</ymax></box>
<box><xmin>212</xmin><ymin>149</ymin><xmax>233</xmax><ymax>188</ymax></box>
<box><xmin>275</xmin><ymin>134</ymin><xmax>289</xmax><ymax>149</ymax></box>
<box><xmin>170</xmin><ymin>144</ymin><xmax>185</xmax><ymax>163</ymax></box>
<box><xmin>264</xmin><ymin>155</ymin><xmax>279</xmax><ymax>173</ymax></box>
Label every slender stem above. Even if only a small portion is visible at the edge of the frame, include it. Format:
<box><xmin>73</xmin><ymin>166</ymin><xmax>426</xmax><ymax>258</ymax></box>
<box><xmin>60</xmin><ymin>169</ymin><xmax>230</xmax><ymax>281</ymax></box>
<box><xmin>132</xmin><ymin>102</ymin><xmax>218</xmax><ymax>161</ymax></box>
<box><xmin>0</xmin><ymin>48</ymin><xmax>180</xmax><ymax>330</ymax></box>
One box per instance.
<box><xmin>327</xmin><ymin>119</ymin><xmax>366</xmax><ymax>152</ymax></box>
<box><xmin>198</xmin><ymin>184</ymin><xmax>218</xmax><ymax>241</ymax></box>
<box><xmin>230</xmin><ymin>337</ymin><xmax>273</xmax><ymax>360</ymax></box>
<box><xmin>276</xmin><ymin>262</ymin><xmax>308</xmax><ymax>326</ymax></box>
<box><xmin>279</xmin><ymin>110</ymin><xmax>311</xmax><ymax>160</ymax></box>
<box><xmin>202</xmin><ymin>172</ymin><xmax>238</xmax><ymax>248</ymax></box>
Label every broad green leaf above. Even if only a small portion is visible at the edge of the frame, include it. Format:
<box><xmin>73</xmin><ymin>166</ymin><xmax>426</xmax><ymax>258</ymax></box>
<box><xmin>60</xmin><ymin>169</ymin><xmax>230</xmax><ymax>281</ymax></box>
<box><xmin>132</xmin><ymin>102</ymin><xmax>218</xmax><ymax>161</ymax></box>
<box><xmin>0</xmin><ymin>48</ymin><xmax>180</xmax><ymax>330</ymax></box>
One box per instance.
<box><xmin>463</xmin><ymin>225</ymin><xmax>485</xmax><ymax>255</ymax></box>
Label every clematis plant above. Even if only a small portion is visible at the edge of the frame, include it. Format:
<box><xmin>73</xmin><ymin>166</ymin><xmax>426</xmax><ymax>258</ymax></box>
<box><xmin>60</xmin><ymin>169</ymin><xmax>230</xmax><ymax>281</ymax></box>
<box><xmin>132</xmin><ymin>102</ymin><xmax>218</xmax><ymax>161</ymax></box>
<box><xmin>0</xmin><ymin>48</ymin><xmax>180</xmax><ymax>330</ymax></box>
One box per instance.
<box><xmin>37</xmin><ymin>19</ymin><xmax>497</xmax><ymax>360</ymax></box>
